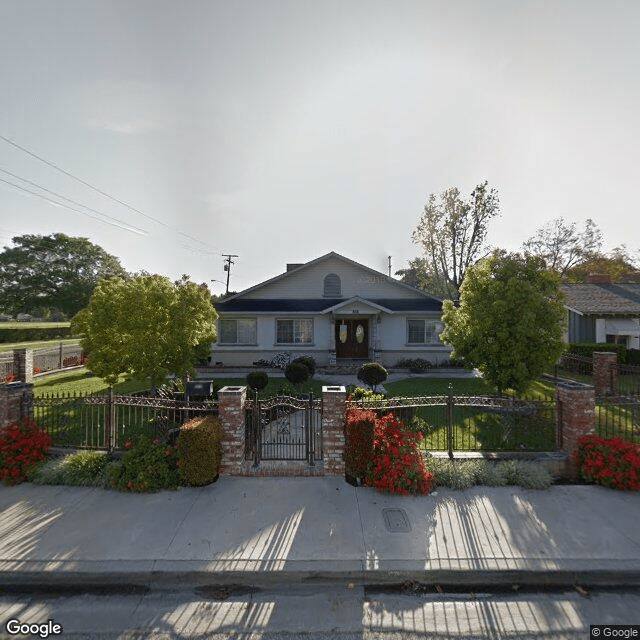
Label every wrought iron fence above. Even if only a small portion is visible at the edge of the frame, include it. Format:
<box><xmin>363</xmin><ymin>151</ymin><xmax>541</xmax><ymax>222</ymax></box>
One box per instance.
<box><xmin>617</xmin><ymin>363</ymin><xmax>640</xmax><ymax>396</ymax></box>
<box><xmin>596</xmin><ymin>397</ymin><xmax>640</xmax><ymax>444</ymax></box>
<box><xmin>32</xmin><ymin>390</ymin><xmax>218</xmax><ymax>450</ymax></box>
<box><xmin>0</xmin><ymin>357</ymin><xmax>14</xmax><ymax>382</ymax></box>
<box><xmin>555</xmin><ymin>354</ymin><xmax>593</xmax><ymax>378</ymax></box>
<box><xmin>245</xmin><ymin>393</ymin><xmax>322</xmax><ymax>464</ymax></box>
<box><xmin>347</xmin><ymin>393</ymin><xmax>557</xmax><ymax>453</ymax></box>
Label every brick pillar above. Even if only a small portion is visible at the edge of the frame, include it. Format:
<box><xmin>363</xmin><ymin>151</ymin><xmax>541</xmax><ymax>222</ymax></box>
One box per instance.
<box><xmin>13</xmin><ymin>349</ymin><xmax>33</xmax><ymax>384</ymax></box>
<box><xmin>0</xmin><ymin>382</ymin><xmax>34</xmax><ymax>431</ymax></box>
<box><xmin>322</xmin><ymin>385</ymin><xmax>346</xmax><ymax>476</ymax></box>
<box><xmin>217</xmin><ymin>385</ymin><xmax>247</xmax><ymax>475</ymax></box>
<box><xmin>556</xmin><ymin>381</ymin><xmax>595</xmax><ymax>476</ymax></box>
<box><xmin>593</xmin><ymin>351</ymin><xmax>618</xmax><ymax>396</ymax></box>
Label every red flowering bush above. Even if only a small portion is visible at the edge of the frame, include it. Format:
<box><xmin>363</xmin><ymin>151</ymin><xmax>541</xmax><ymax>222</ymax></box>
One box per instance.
<box><xmin>2</xmin><ymin>374</ymin><xmax>16</xmax><ymax>383</ymax></box>
<box><xmin>345</xmin><ymin>407</ymin><xmax>376</xmax><ymax>480</ymax></box>
<box><xmin>574</xmin><ymin>435</ymin><xmax>640</xmax><ymax>491</ymax></box>
<box><xmin>365</xmin><ymin>412</ymin><xmax>433</xmax><ymax>496</ymax></box>
<box><xmin>0</xmin><ymin>418</ymin><xmax>52</xmax><ymax>485</ymax></box>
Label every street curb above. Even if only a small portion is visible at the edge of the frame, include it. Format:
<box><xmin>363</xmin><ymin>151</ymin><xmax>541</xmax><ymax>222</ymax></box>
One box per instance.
<box><xmin>3</xmin><ymin>568</ymin><xmax>640</xmax><ymax>590</ymax></box>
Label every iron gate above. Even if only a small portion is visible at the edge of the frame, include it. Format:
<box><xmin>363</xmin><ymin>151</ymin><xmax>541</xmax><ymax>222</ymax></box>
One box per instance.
<box><xmin>245</xmin><ymin>393</ymin><xmax>322</xmax><ymax>465</ymax></box>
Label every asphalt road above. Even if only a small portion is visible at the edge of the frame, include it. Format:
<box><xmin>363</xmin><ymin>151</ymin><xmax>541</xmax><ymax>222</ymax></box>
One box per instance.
<box><xmin>2</xmin><ymin>583</ymin><xmax>640</xmax><ymax>639</ymax></box>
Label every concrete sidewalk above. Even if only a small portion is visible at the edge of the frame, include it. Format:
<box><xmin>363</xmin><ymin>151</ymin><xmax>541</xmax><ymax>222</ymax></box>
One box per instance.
<box><xmin>1</xmin><ymin>478</ymin><xmax>640</xmax><ymax>589</ymax></box>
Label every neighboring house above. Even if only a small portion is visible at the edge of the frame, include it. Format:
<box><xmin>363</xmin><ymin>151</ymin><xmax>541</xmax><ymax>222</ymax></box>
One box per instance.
<box><xmin>561</xmin><ymin>279</ymin><xmax>640</xmax><ymax>349</ymax></box>
<box><xmin>211</xmin><ymin>252</ymin><xmax>451</xmax><ymax>367</ymax></box>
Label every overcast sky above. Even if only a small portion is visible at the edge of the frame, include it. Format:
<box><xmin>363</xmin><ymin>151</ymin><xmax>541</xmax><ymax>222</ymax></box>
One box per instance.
<box><xmin>1</xmin><ymin>1</ymin><xmax>638</xmax><ymax>295</ymax></box>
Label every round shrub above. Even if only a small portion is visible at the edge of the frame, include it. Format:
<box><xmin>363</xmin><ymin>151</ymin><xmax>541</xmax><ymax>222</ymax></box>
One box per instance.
<box><xmin>110</xmin><ymin>435</ymin><xmax>180</xmax><ymax>492</ymax></box>
<box><xmin>0</xmin><ymin>417</ymin><xmax>52</xmax><ymax>485</ymax></box>
<box><xmin>357</xmin><ymin>362</ymin><xmax>388</xmax><ymax>391</ymax></box>
<box><xmin>285</xmin><ymin>361</ymin><xmax>310</xmax><ymax>388</ymax></box>
<box><xmin>291</xmin><ymin>355</ymin><xmax>316</xmax><ymax>378</ymax></box>
<box><xmin>246</xmin><ymin>371</ymin><xmax>269</xmax><ymax>392</ymax></box>
<box><xmin>177</xmin><ymin>415</ymin><xmax>223</xmax><ymax>486</ymax></box>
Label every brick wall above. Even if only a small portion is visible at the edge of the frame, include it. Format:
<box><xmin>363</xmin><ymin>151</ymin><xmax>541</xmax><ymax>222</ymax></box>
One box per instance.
<box><xmin>321</xmin><ymin>385</ymin><xmax>346</xmax><ymax>476</ymax></box>
<box><xmin>0</xmin><ymin>382</ymin><xmax>33</xmax><ymax>431</ymax></box>
<box><xmin>217</xmin><ymin>385</ymin><xmax>247</xmax><ymax>475</ymax></box>
<box><xmin>593</xmin><ymin>351</ymin><xmax>618</xmax><ymax>396</ymax></box>
<box><xmin>556</xmin><ymin>381</ymin><xmax>595</xmax><ymax>476</ymax></box>
<box><xmin>13</xmin><ymin>349</ymin><xmax>33</xmax><ymax>384</ymax></box>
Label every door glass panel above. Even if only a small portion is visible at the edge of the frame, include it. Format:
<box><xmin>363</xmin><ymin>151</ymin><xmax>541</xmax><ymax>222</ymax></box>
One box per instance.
<box><xmin>355</xmin><ymin>324</ymin><xmax>364</xmax><ymax>343</ymax></box>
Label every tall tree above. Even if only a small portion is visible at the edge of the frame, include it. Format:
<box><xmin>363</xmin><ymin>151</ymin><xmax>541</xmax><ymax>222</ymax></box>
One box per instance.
<box><xmin>522</xmin><ymin>217</ymin><xmax>602</xmax><ymax>276</ymax></box>
<box><xmin>441</xmin><ymin>251</ymin><xmax>565</xmax><ymax>395</ymax></box>
<box><xmin>71</xmin><ymin>275</ymin><xmax>218</xmax><ymax>387</ymax></box>
<box><xmin>412</xmin><ymin>181</ymin><xmax>500</xmax><ymax>300</ymax></box>
<box><xmin>0</xmin><ymin>233</ymin><xmax>128</xmax><ymax>318</ymax></box>
<box><xmin>395</xmin><ymin>257</ymin><xmax>450</xmax><ymax>298</ymax></box>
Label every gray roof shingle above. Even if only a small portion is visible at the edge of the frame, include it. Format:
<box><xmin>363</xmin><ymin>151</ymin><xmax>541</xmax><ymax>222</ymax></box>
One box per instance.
<box><xmin>561</xmin><ymin>283</ymin><xmax>640</xmax><ymax>315</ymax></box>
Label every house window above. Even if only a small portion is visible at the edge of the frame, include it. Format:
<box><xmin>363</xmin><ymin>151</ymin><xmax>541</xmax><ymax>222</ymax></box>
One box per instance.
<box><xmin>323</xmin><ymin>273</ymin><xmax>341</xmax><ymax>297</ymax></box>
<box><xmin>219</xmin><ymin>318</ymin><xmax>257</xmax><ymax>344</ymax></box>
<box><xmin>276</xmin><ymin>318</ymin><xmax>313</xmax><ymax>344</ymax></box>
<box><xmin>407</xmin><ymin>319</ymin><xmax>442</xmax><ymax>344</ymax></box>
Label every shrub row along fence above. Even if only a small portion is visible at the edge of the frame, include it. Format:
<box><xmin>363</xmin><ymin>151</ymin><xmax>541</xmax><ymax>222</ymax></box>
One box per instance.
<box><xmin>1</xmin><ymin>344</ymin><xmax>85</xmax><ymax>382</ymax></box>
<box><xmin>347</xmin><ymin>394</ymin><xmax>557</xmax><ymax>454</ymax></box>
<box><xmin>32</xmin><ymin>390</ymin><xmax>218</xmax><ymax>451</ymax></box>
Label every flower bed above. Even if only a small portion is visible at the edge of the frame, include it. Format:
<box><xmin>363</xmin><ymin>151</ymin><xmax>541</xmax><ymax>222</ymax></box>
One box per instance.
<box><xmin>574</xmin><ymin>435</ymin><xmax>640</xmax><ymax>491</ymax></box>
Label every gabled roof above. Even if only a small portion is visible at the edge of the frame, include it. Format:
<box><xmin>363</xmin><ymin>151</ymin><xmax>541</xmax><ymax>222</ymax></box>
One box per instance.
<box><xmin>321</xmin><ymin>297</ymin><xmax>395</xmax><ymax>315</ymax></box>
<box><xmin>561</xmin><ymin>283</ymin><xmax>640</xmax><ymax>316</ymax></box>
<box><xmin>217</xmin><ymin>251</ymin><xmax>442</xmax><ymax>308</ymax></box>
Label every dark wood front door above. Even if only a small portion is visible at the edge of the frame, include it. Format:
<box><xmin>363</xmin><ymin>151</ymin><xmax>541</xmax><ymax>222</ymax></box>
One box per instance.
<box><xmin>335</xmin><ymin>319</ymin><xmax>369</xmax><ymax>359</ymax></box>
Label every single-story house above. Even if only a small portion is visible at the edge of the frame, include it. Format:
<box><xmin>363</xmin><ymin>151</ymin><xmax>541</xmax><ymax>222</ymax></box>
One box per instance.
<box><xmin>211</xmin><ymin>252</ymin><xmax>451</xmax><ymax>368</ymax></box>
<box><xmin>561</xmin><ymin>279</ymin><xmax>640</xmax><ymax>349</ymax></box>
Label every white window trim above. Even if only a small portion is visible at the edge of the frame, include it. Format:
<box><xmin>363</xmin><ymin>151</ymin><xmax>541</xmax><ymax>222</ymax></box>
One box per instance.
<box><xmin>275</xmin><ymin>317</ymin><xmax>315</xmax><ymax>345</ymax></box>
<box><xmin>218</xmin><ymin>317</ymin><xmax>258</xmax><ymax>345</ymax></box>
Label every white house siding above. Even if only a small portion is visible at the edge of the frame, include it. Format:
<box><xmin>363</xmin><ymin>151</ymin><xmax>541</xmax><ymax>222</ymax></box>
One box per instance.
<box><xmin>242</xmin><ymin>256</ymin><xmax>423</xmax><ymax>300</ymax></box>
<box><xmin>375</xmin><ymin>314</ymin><xmax>450</xmax><ymax>367</ymax></box>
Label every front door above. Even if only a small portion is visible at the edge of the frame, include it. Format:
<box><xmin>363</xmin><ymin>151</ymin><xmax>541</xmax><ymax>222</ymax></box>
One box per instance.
<box><xmin>335</xmin><ymin>319</ymin><xmax>369</xmax><ymax>359</ymax></box>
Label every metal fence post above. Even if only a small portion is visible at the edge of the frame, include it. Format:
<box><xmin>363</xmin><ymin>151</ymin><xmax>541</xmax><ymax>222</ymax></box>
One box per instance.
<box><xmin>447</xmin><ymin>382</ymin><xmax>454</xmax><ymax>459</ymax></box>
<box><xmin>308</xmin><ymin>391</ymin><xmax>315</xmax><ymax>466</ymax></box>
<box><xmin>105</xmin><ymin>386</ymin><xmax>116</xmax><ymax>451</ymax></box>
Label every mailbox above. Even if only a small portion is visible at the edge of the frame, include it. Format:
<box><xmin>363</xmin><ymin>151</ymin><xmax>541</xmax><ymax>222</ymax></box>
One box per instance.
<box><xmin>186</xmin><ymin>380</ymin><xmax>214</xmax><ymax>398</ymax></box>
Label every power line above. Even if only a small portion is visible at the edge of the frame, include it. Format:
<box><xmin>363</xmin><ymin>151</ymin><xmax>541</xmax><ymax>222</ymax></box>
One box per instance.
<box><xmin>0</xmin><ymin>166</ymin><xmax>147</xmax><ymax>235</ymax></box>
<box><xmin>0</xmin><ymin>133</ymin><xmax>222</xmax><ymax>253</ymax></box>
<box><xmin>0</xmin><ymin>177</ymin><xmax>146</xmax><ymax>235</ymax></box>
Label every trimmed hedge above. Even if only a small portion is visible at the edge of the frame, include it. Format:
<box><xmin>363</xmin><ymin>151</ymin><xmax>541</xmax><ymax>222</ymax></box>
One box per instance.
<box><xmin>0</xmin><ymin>326</ymin><xmax>74</xmax><ymax>343</ymax></box>
<box><xmin>177</xmin><ymin>415</ymin><xmax>223</xmax><ymax>486</ymax></box>
<box><xmin>568</xmin><ymin>342</ymin><xmax>627</xmax><ymax>362</ymax></box>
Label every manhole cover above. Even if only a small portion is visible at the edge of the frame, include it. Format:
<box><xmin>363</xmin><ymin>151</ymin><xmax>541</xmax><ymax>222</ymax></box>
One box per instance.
<box><xmin>382</xmin><ymin>508</ymin><xmax>411</xmax><ymax>532</ymax></box>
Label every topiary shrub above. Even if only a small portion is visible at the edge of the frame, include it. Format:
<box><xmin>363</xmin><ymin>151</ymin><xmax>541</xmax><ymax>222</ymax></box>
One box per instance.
<box><xmin>177</xmin><ymin>415</ymin><xmax>223</xmax><ymax>486</ymax></box>
<box><xmin>246</xmin><ymin>371</ymin><xmax>269</xmax><ymax>392</ymax></box>
<box><xmin>285</xmin><ymin>361</ymin><xmax>310</xmax><ymax>388</ymax></box>
<box><xmin>357</xmin><ymin>362</ymin><xmax>388</xmax><ymax>391</ymax></box>
<box><xmin>344</xmin><ymin>407</ymin><xmax>376</xmax><ymax>481</ymax></box>
<box><xmin>291</xmin><ymin>355</ymin><xmax>316</xmax><ymax>378</ymax></box>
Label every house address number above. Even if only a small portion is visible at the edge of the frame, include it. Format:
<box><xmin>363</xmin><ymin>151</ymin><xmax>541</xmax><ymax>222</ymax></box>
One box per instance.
<box><xmin>352</xmin><ymin>309</ymin><xmax>360</xmax><ymax>314</ymax></box>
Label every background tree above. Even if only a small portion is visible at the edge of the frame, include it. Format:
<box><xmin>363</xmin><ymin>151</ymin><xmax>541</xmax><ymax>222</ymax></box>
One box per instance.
<box><xmin>441</xmin><ymin>251</ymin><xmax>565</xmax><ymax>395</ymax></box>
<box><xmin>395</xmin><ymin>257</ymin><xmax>450</xmax><ymax>298</ymax></box>
<box><xmin>412</xmin><ymin>181</ymin><xmax>500</xmax><ymax>300</ymax></box>
<box><xmin>564</xmin><ymin>245</ymin><xmax>640</xmax><ymax>283</ymax></box>
<box><xmin>522</xmin><ymin>217</ymin><xmax>602</xmax><ymax>277</ymax></box>
<box><xmin>72</xmin><ymin>275</ymin><xmax>217</xmax><ymax>387</ymax></box>
<box><xmin>0</xmin><ymin>233</ymin><xmax>128</xmax><ymax>318</ymax></box>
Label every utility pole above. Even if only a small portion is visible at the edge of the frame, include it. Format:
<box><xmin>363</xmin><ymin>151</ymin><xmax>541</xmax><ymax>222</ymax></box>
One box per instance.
<box><xmin>222</xmin><ymin>254</ymin><xmax>238</xmax><ymax>295</ymax></box>
<box><xmin>388</xmin><ymin>256</ymin><xmax>392</xmax><ymax>277</ymax></box>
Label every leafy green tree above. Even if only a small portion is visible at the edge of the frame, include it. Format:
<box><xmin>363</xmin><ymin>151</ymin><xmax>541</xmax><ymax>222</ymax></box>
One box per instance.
<box><xmin>0</xmin><ymin>233</ymin><xmax>128</xmax><ymax>317</ymax></box>
<box><xmin>441</xmin><ymin>251</ymin><xmax>565</xmax><ymax>395</ymax></box>
<box><xmin>395</xmin><ymin>257</ymin><xmax>450</xmax><ymax>298</ymax></box>
<box><xmin>412</xmin><ymin>181</ymin><xmax>500</xmax><ymax>300</ymax></box>
<box><xmin>71</xmin><ymin>275</ymin><xmax>217</xmax><ymax>387</ymax></box>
